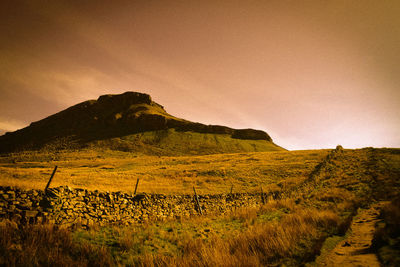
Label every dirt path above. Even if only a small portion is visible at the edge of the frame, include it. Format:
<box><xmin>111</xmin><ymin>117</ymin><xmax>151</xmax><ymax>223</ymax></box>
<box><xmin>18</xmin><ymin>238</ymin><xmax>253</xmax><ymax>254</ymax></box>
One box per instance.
<box><xmin>320</xmin><ymin>202</ymin><xmax>388</xmax><ymax>267</ymax></box>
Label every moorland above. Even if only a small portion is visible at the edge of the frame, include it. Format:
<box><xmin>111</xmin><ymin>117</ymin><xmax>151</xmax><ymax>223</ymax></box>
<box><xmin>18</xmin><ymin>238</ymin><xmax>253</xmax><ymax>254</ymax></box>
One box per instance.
<box><xmin>0</xmin><ymin>146</ymin><xmax>399</xmax><ymax>266</ymax></box>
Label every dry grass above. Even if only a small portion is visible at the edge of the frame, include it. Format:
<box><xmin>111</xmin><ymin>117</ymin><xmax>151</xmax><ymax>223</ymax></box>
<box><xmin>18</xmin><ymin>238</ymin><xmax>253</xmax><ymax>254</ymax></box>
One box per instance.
<box><xmin>136</xmin><ymin>207</ymin><xmax>340</xmax><ymax>267</ymax></box>
<box><xmin>0</xmin><ymin>220</ymin><xmax>113</xmax><ymax>266</ymax></box>
<box><xmin>372</xmin><ymin>196</ymin><xmax>400</xmax><ymax>266</ymax></box>
<box><xmin>0</xmin><ymin>202</ymin><xmax>341</xmax><ymax>267</ymax></box>
<box><xmin>0</xmin><ymin>149</ymin><xmax>328</xmax><ymax>194</ymax></box>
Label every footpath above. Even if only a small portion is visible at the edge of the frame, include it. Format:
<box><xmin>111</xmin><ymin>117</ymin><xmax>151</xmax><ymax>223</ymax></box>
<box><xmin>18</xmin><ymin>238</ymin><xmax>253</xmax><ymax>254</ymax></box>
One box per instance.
<box><xmin>320</xmin><ymin>202</ymin><xmax>387</xmax><ymax>267</ymax></box>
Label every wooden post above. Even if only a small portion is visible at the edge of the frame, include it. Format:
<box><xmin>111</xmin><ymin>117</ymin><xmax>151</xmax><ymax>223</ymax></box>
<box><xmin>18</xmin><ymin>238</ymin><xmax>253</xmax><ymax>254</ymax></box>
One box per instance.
<box><xmin>193</xmin><ymin>186</ymin><xmax>203</xmax><ymax>215</ymax></box>
<box><xmin>260</xmin><ymin>186</ymin><xmax>265</xmax><ymax>204</ymax></box>
<box><xmin>134</xmin><ymin>178</ymin><xmax>140</xmax><ymax>195</ymax></box>
<box><xmin>44</xmin><ymin>166</ymin><xmax>58</xmax><ymax>192</ymax></box>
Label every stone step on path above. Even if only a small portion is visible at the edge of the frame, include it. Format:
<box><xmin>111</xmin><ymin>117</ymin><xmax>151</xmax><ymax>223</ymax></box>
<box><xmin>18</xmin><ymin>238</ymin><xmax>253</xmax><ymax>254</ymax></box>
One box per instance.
<box><xmin>320</xmin><ymin>201</ymin><xmax>388</xmax><ymax>267</ymax></box>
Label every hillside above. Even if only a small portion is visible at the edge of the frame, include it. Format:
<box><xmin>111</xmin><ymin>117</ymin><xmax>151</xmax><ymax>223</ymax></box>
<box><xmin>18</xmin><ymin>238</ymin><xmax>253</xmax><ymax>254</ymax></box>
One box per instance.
<box><xmin>0</xmin><ymin>92</ymin><xmax>283</xmax><ymax>155</ymax></box>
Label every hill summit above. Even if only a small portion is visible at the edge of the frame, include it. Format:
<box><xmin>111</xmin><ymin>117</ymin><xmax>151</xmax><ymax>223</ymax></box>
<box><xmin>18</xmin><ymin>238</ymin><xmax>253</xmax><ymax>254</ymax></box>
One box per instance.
<box><xmin>0</xmin><ymin>92</ymin><xmax>283</xmax><ymax>154</ymax></box>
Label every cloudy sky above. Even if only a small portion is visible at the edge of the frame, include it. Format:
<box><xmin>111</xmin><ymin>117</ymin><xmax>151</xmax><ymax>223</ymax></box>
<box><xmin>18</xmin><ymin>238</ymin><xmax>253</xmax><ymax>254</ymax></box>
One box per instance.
<box><xmin>1</xmin><ymin>0</ymin><xmax>399</xmax><ymax>150</ymax></box>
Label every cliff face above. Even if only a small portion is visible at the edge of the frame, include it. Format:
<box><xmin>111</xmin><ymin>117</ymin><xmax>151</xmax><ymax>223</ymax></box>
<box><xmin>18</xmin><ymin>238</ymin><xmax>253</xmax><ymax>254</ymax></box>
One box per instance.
<box><xmin>0</xmin><ymin>92</ymin><xmax>276</xmax><ymax>153</ymax></box>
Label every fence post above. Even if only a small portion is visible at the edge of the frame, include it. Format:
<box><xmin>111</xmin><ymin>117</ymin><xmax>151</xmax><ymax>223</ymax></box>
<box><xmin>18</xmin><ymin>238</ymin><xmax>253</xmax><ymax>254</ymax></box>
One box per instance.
<box><xmin>193</xmin><ymin>186</ymin><xmax>203</xmax><ymax>215</ymax></box>
<box><xmin>44</xmin><ymin>166</ymin><xmax>58</xmax><ymax>192</ymax></box>
<box><xmin>134</xmin><ymin>178</ymin><xmax>140</xmax><ymax>195</ymax></box>
<box><xmin>260</xmin><ymin>186</ymin><xmax>265</xmax><ymax>204</ymax></box>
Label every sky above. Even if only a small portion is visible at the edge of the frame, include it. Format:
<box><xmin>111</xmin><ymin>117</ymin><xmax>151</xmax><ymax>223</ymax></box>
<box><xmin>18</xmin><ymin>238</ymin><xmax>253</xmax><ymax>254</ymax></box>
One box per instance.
<box><xmin>0</xmin><ymin>0</ymin><xmax>399</xmax><ymax>150</ymax></box>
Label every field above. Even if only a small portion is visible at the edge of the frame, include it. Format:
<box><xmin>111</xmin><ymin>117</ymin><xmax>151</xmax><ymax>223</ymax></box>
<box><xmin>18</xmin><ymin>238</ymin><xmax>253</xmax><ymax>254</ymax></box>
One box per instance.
<box><xmin>0</xmin><ymin>148</ymin><xmax>320</xmax><ymax>194</ymax></box>
<box><xmin>0</xmin><ymin>147</ymin><xmax>399</xmax><ymax>266</ymax></box>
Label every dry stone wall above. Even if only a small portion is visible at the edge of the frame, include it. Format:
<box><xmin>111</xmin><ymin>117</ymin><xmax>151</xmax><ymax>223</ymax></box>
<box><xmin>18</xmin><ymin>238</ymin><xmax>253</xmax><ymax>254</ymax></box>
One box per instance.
<box><xmin>0</xmin><ymin>186</ymin><xmax>263</xmax><ymax>228</ymax></box>
<box><xmin>0</xmin><ymin>148</ymin><xmax>343</xmax><ymax>228</ymax></box>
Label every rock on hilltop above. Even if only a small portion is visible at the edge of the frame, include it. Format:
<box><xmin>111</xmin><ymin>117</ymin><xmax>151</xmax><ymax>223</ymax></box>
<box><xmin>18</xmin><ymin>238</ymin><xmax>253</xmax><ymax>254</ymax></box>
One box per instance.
<box><xmin>0</xmin><ymin>92</ymin><xmax>282</xmax><ymax>154</ymax></box>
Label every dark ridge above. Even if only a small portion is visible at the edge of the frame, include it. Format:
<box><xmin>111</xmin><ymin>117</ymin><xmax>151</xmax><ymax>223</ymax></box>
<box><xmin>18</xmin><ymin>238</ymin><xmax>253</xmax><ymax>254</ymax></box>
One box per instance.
<box><xmin>0</xmin><ymin>91</ymin><xmax>275</xmax><ymax>153</ymax></box>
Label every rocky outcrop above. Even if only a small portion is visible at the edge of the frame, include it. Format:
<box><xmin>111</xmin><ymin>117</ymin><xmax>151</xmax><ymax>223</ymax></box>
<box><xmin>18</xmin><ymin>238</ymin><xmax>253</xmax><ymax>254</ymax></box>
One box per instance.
<box><xmin>232</xmin><ymin>129</ymin><xmax>271</xmax><ymax>140</ymax></box>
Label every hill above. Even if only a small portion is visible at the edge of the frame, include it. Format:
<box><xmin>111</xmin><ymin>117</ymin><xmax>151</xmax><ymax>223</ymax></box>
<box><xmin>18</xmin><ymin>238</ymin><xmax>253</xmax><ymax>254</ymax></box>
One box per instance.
<box><xmin>0</xmin><ymin>92</ymin><xmax>283</xmax><ymax>155</ymax></box>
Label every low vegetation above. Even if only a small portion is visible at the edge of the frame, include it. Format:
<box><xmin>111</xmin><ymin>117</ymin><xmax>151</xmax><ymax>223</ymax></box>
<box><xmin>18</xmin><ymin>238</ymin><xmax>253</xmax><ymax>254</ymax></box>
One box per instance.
<box><xmin>0</xmin><ymin>148</ymin><xmax>322</xmax><ymax>194</ymax></box>
<box><xmin>0</xmin><ymin>147</ymin><xmax>399</xmax><ymax>266</ymax></box>
<box><xmin>0</xmin><ymin>221</ymin><xmax>112</xmax><ymax>266</ymax></box>
<box><xmin>372</xmin><ymin>197</ymin><xmax>400</xmax><ymax>266</ymax></box>
<box><xmin>0</xmin><ymin>200</ymin><xmax>345</xmax><ymax>266</ymax></box>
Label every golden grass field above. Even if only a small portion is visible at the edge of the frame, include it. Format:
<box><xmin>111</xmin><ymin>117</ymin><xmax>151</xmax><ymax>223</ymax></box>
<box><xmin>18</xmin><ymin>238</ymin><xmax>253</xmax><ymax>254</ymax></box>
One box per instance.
<box><xmin>1</xmin><ymin>147</ymin><xmax>399</xmax><ymax>266</ymax></box>
<box><xmin>0</xmin><ymin>149</ymin><xmax>327</xmax><ymax>194</ymax></box>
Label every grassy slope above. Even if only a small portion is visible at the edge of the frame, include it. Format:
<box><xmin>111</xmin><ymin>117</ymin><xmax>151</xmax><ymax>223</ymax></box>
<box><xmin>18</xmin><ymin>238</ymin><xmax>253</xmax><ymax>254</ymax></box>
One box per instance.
<box><xmin>86</xmin><ymin>128</ymin><xmax>284</xmax><ymax>156</ymax></box>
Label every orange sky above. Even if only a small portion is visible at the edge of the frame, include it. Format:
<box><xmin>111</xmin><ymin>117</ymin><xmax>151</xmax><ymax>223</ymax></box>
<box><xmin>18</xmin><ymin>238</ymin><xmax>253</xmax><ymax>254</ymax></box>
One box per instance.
<box><xmin>1</xmin><ymin>0</ymin><xmax>399</xmax><ymax>150</ymax></box>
